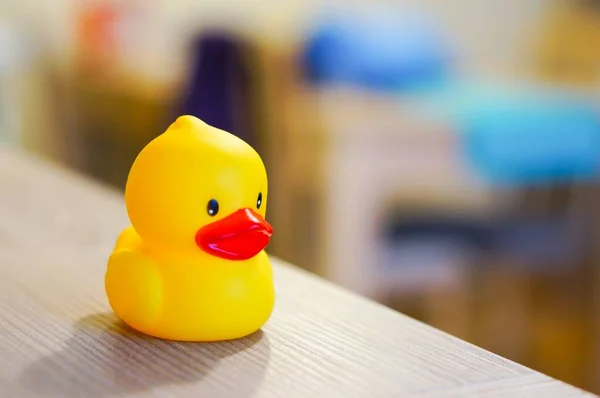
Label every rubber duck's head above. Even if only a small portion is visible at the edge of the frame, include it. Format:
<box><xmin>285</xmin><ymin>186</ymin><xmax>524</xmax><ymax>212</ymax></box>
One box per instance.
<box><xmin>125</xmin><ymin>115</ymin><xmax>272</xmax><ymax>260</ymax></box>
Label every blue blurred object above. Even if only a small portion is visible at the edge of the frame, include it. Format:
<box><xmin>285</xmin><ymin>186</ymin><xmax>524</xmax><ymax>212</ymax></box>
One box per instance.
<box><xmin>302</xmin><ymin>7</ymin><xmax>451</xmax><ymax>91</ymax></box>
<box><xmin>463</xmin><ymin>103</ymin><xmax>600</xmax><ymax>184</ymax></box>
<box><xmin>418</xmin><ymin>83</ymin><xmax>600</xmax><ymax>184</ymax></box>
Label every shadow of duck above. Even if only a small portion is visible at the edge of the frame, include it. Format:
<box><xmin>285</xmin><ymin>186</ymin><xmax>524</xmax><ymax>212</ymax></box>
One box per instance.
<box><xmin>20</xmin><ymin>312</ymin><xmax>271</xmax><ymax>397</ymax></box>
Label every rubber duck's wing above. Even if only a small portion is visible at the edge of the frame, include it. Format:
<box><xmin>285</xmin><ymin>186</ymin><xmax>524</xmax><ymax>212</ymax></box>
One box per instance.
<box><xmin>105</xmin><ymin>250</ymin><xmax>163</xmax><ymax>331</ymax></box>
<box><xmin>114</xmin><ymin>226</ymin><xmax>142</xmax><ymax>251</ymax></box>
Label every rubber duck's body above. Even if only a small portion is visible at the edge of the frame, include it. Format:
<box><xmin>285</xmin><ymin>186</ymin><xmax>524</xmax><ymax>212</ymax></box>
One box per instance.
<box><xmin>105</xmin><ymin>116</ymin><xmax>274</xmax><ymax>341</ymax></box>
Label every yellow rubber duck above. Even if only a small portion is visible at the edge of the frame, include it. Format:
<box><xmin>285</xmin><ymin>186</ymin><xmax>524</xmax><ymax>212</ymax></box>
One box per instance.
<box><xmin>105</xmin><ymin>115</ymin><xmax>275</xmax><ymax>341</ymax></box>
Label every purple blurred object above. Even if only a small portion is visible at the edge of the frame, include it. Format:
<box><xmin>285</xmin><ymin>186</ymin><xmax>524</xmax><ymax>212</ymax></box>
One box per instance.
<box><xmin>178</xmin><ymin>31</ymin><xmax>257</xmax><ymax>150</ymax></box>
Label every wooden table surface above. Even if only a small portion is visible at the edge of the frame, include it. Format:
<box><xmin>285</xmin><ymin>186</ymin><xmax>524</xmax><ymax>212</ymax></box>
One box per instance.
<box><xmin>0</xmin><ymin>147</ymin><xmax>594</xmax><ymax>398</ymax></box>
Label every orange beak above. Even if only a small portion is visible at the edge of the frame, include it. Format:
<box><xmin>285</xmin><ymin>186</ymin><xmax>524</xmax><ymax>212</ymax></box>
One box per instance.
<box><xmin>195</xmin><ymin>208</ymin><xmax>273</xmax><ymax>260</ymax></box>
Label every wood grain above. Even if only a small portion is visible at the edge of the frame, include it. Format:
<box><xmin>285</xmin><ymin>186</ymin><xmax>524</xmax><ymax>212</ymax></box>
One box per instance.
<box><xmin>0</xmin><ymin>147</ymin><xmax>594</xmax><ymax>397</ymax></box>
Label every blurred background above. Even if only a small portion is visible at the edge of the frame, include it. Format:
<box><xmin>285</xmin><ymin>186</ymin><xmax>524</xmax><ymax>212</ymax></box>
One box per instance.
<box><xmin>2</xmin><ymin>0</ymin><xmax>600</xmax><ymax>392</ymax></box>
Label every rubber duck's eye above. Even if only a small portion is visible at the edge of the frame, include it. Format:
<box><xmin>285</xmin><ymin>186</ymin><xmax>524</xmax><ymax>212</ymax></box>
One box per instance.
<box><xmin>257</xmin><ymin>193</ymin><xmax>263</xmax><ymax>209</ymax></box>
<box><xmin>207</xmin><ymin>199</ymin><xmax>219</xmax><ymax>216</ymax></box>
